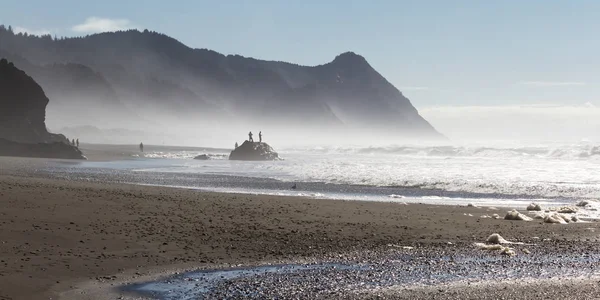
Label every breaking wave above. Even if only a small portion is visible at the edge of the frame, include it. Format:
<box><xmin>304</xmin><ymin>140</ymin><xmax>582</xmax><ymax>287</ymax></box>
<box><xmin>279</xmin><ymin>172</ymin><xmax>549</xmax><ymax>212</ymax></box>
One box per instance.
<box><xmin>132</xmin><ymin>142</ymin><xmax>600</xmax><ymax>201</ymax></box>
<box><xmin>143</xmin><ymin>152</ymin><xmax>228</xmax><ymax>160</ymax></box>
<box><xmin>282</xmin><ymin>144</ymin><xmax>600</xmax><ymax>160</ymax></box>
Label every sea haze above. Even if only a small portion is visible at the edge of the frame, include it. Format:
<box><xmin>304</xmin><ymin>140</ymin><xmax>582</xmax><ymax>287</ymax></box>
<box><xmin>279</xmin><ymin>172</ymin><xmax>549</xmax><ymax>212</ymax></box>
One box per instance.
<box><xmin>0</xmin><ymin>26</ymin><xmax>443</xmax><ymax>148</ymax></box>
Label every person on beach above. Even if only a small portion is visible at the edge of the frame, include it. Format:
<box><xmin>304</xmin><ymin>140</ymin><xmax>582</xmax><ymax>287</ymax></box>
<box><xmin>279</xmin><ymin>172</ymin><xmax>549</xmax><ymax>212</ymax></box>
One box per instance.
<box><xmin>248</xmin><ymin>131</ymin><xmax>254</xmax><ymax>142</ymax></box>
<box><xmin>76</xmin><ymin>139</ymin><xmax>79</xmax><ymax>148</ymax></box>
<box><xmin>259</xmin><ymin>131</ymin><xmax>262</xmax><ymax>143</ymax></box>
<box><xmin>139</xmin><ymin>142</ymin><xmax>144</xmax><ymax>152</ymax></box>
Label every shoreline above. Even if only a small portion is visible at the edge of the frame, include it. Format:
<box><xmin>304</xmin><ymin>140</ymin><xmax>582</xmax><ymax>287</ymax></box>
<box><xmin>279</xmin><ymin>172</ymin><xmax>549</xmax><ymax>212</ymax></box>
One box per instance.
<box><xmin>1</xmin><ymin>173</ymin><xmax>600</xmax><ymax>299</ymax></box>
<box><xmin>0</xmin><ymin>153</ymin><xmax>584</xmax><ymax>212</ymax></box>
<box><xmin>1</xmin><ymin>142</ymin><xmax>591</xmax><ymax>209</ymax></box>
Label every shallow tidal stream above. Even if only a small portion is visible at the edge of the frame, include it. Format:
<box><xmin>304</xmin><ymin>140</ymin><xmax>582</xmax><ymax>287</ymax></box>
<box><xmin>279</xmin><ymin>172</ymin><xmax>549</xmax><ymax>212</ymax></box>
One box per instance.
<box><xmin>124</xmin><ymin>246</ymin><xmax>600</xmax><ymax>299</ymax></box>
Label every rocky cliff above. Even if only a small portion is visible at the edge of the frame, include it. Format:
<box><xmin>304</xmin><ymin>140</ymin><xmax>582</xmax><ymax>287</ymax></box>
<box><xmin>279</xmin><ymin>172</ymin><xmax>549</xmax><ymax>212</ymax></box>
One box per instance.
<box><xmin>0</xmin><ymin>58</ymin><xmax>85</xmax><ymax>159</ymax></box>
<box><xmin>0</xmin><ymin>58</ymin><xmax>56</xmax><ymax>143</ymax></box>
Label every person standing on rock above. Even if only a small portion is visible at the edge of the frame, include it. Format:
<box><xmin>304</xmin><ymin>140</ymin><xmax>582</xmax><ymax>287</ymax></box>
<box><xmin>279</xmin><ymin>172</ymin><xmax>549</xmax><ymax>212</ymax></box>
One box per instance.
<box><xmin>235</xmin><ymin>142</ymin><xmax>239</xmax><ymax>148</ymax></box>
<box><xmin>76</xmin><ymin>139</ymin><xmax>79</xmax><ymax>148</ymax></box>
<box><xmin>259</xmin><ymin>131</ymin><xmax>262</xmax><ymax>143</ymax></box>
<box><xmin>71</xmin><ymin>139</ymin><xmax>75</xmax><ymax>146</ymax></box>
<box><xmin>248</xmin><ymin>131</ymin><xmax>253</xmax><ymax>142</ymax></box>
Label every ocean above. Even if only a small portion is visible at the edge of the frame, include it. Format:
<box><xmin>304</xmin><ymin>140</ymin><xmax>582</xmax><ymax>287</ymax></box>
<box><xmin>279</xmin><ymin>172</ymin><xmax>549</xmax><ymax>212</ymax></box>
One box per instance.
<box><xmin>49</xmin><ymin>142</ymin><xmax>600</xmax><ymax>219</ymax></box>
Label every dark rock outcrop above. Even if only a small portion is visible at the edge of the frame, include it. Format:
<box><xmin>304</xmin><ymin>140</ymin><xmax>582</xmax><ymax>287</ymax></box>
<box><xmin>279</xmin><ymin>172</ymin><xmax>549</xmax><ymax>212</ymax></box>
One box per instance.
<box><xmin>0</xmin><ymin>58</ymin><xmax>55</xmax><ymax>143</ymax></box>
<box><xmin>229</xmin><ymin>141</ymin><xmax>280</xmax><ymax>161</ymax></box>
<box><xmin>193</xmin><ymin>154</ymin><xmax>210</xmax><ymax>160</ymax></box>
<box><xmin>0</xmin><ymin>138</ymin><xmax>86</xmax><ymax>159</ymax></box>
<box><xmin>0</xmin><ymin>58</ymin><xmax>85</xmax><ymax>159</ymax></box>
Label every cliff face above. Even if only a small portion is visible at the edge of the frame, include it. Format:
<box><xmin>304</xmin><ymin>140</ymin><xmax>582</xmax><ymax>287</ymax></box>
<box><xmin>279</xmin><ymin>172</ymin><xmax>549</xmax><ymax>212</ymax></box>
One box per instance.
<box><xmin>0</xmin><ymin>58</ymin><xmax>55</xmax><ymax>143</ymax></box>
<box><xmin>0</xmin><ymin>26</ymin><xmax>443</xmax><ymax>139</ymax></box>
<box><xmin>0</xmin><ymin>58</ymin><xmax>85</xmax><ymax>159</ymax></box>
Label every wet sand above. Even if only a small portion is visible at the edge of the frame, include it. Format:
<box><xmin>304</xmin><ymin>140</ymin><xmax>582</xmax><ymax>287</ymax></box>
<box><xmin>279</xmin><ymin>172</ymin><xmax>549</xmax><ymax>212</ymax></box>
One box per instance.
<box><xmin>0</xmin><ymin>157</ymin><xmax>600</xmax><ymax>299</ymax></box>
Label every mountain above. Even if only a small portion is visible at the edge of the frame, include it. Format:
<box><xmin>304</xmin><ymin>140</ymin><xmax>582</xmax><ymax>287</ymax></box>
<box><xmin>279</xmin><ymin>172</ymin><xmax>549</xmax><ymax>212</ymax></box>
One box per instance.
<box><xmin>0</xmin><ymin>49</ymin><xmax>144</xmax><ymax>127</ymax></box>
<box><xmin>0</xmin><ymin>25</ymin><xmax>443</xmax><ymax>140</ymax></box>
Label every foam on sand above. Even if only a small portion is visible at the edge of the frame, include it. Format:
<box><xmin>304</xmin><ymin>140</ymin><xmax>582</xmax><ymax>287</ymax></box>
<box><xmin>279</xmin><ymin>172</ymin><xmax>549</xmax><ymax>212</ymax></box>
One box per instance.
<box><xmin>474</xmin><ymin>233</ymin><xmax>522</xmax><ymax>256</ymax></box>
<box><xmin>474</xmin><ymin>243</ymin><xmax>505</xmax><ymax>251</ymax></box>
<box><xmin>529</xmin><ymin>211</ymin><xmax>546</xmax><ymax>220</ymax></box>
<box><xmin>543</xmin><ymin>212</ymin><xmax>575</xmax><ymax>224</ymax></box>
<box><xmin>526</xmin><ymin>202</ymin><xmax>542</xmax><ymax>211</ymax></box>
<box><xmin>501</xmin><ymin>247</ymin><xmax>516</xmax><ymax>256</ymax></box>
<box><xmin>485</xmin><ymin>233</ymin><xmax>525</xmax><ymax>245</ymax></box>
<box><xmin>504</xmin><ymin>209</ymin><xmax>533</xmax><ymax>221</ymax></box>
<box><xmin>526</xmin><ymin>209</ymin><xmax>583</xmax><ymax>224</ymax></box>
<box><xmin>486</xmin><ymin>233</ymin><xmax>510</xmax><ymax>244</ymax></box>
<box><xmin>552</xmin><ymin>206</ymin><xmax>578</xmax><ymax>214</ymax></box>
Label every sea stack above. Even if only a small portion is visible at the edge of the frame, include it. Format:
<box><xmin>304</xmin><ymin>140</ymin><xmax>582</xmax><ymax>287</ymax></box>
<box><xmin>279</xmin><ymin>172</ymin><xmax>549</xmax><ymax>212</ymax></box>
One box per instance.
<box><xmin>0</xmin><ymin>58</ymin><xmax>85</xmax><ymax>159</ymax></box>
<box><xmin>229</xmin><ymin>141</ymin><xmax>281</xmax><ymax>161</ymax></box>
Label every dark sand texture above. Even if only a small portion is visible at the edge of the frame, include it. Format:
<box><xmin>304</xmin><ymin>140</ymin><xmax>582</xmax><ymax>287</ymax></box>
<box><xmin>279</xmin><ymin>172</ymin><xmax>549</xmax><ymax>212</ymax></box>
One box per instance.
<box><xmin>0</xmin><ymin>173</ymin><xmax>599</xmax><ymax>299</ymax></box>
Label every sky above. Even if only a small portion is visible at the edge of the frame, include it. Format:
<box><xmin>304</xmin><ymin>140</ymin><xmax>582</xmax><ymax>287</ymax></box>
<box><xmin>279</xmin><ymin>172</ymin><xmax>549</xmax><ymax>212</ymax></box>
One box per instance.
<box><xmin>3</xmin><ymin>0</ymin><xmax>600</xmax><ymax>142</ymax></box>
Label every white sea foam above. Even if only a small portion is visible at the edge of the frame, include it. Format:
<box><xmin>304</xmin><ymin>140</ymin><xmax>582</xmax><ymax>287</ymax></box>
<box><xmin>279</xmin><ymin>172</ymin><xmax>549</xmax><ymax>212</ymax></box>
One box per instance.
<box><xmin>135</xmin><ymin>144</ymin><xmax>600</xmax><ymax>199</ymax></box>
<box><xmin>143</xmin><ymin>151</ymin><xmax>228</xmax><ymax>160</ymax></box>
<box><xmin>504</xmin><ymin>210</ymin><xmax>533</xmax><ymax>221</ymax></box>
<box><xmin>127</xmin><ymin>143</ymin><xmax>600</xmax><ymax>221</ymax></box>
<box><xmin>261</xmin><ymin>144</ymin><xmax>600</xmax><ymax>200</ymax></box>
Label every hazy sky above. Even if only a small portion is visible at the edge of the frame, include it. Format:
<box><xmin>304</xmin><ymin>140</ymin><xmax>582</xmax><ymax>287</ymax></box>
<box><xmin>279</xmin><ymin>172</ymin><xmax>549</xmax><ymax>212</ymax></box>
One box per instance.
<box><xmin>2</xmin><ymin>0</ymin><xmax>599</xmax><ymax>112</ymax></box>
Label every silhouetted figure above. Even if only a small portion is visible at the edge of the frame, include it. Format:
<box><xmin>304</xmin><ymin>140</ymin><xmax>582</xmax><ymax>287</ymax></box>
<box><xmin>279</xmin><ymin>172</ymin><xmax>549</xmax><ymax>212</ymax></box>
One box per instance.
<box><xmin>248</xmin><ymin>131</ymin><xmax>253</xmax><ymax>142</ymax></box>
<box><xmin>76</xmin><ymin>139</ymin><xmax>79</xmax><ymax>148</ymax></box>
<box><xmin>259</xmin><ymin>131</ymin><xmax>262</xmax><ymax>143</ymax></box>
<box><xmin>291</xmin><ymin>183</ymin><xmax>297</xmax><ymax>190</ymax></box>
<box><xmin>71</xmin><ymin>139</ymin><xmax>75</xmax><ymax>146</ymax></box>
<box><xmin>235</xmin><ymin>142</ymin><xmax>239</xmax><ymax>148</ymax></box>
<box><xmin>139</xmin><ymin>142</ymin><xmax>144</xmax><ymax>152</ymax></box>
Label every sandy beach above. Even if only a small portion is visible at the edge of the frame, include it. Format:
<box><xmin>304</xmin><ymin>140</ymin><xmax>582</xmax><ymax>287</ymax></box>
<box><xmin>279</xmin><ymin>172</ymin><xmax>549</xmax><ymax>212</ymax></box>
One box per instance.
<box><xmin>1</xmin><ymin>153</ymin><xmax>600</xmax><ymax>299</ymax></box>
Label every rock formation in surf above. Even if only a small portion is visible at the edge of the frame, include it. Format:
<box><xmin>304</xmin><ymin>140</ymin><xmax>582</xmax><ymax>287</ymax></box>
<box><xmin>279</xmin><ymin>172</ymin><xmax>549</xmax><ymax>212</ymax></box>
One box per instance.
<box><xmin>229</xmin><ymin>141</ymin><xmax>281</xmax><ymax>161</ymax></box>
<box><xmin>0</xmin><ymin>58</ymin><xmax>85</xmax><ymax>159</ymax></box>
<box><xmin>0</xmin><ymin>26</ymin><xmax>444</xmax><ymax>140</ymax></box>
